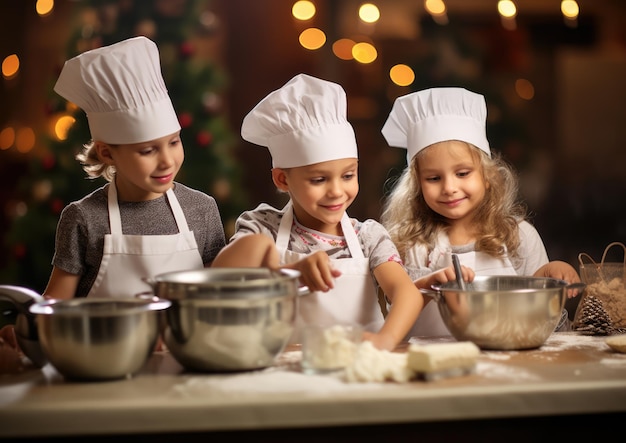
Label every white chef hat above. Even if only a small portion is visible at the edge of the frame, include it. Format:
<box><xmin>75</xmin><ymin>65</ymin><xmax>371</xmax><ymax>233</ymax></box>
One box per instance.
<box><xmin>241</xmin><ymin>73</ymin><xmax>358</xmax><ymax>168</ymax></box>
<box><xmin>382</xmin><ymin>87</ymin><xmax>490</xmax><ymax>163</ymax></box>
<box><xmin>54</xmin><ymin>36</ymin><xmax>180</xmax><ymax>145</ymax></box>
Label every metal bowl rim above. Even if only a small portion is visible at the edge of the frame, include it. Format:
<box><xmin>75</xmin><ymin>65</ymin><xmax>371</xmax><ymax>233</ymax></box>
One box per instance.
<box><xmin>150</xmin><ymin>267</ymin><xmax>302</xmax><ymax>289</ymax></box>
<box><xmin>432</xmin><ymin>274</ymin><xmax>568</xmax><ymax>293</ymax></box>
<box><xmin>29</xmin><ymin>297</ymin><xmax>171</xmax><ymax>316</ymax></box>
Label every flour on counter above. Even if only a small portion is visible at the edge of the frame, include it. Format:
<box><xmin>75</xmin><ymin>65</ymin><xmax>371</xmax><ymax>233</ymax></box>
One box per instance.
<box><xmin>171</xmin><ymin>368</ymin><xmax>386</xmax><ymax>397</ymax></box>
<box><xmin>475</xmin><ymin>361</ymin><xmax>540</xmax><ymax>381</ymax></box>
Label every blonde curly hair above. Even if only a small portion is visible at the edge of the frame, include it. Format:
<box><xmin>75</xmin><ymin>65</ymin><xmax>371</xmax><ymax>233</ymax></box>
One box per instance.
<box><xmin>381</xmin><ymin>142</ymin><xmax>526</xmax><ymax>262</ymax></box>
<box><xmin>75</xmin><ymin>141</ymin><xmax>116</xmax><ymax>182</ymax></box>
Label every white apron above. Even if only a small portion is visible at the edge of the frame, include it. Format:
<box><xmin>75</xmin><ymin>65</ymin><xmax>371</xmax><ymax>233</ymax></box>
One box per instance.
<box><xmin>276</xmin><ymin>202</ymin><xmax>384</xmax><ymax>343</ymax></box>
<box><xmin>409</xmin><ymin>242</ymin><xmax>517</xmax><ymax>338</ymax></box>
<box><xmin>87</xmin><ymin>182</ymin><xmax>204</xmax><ymax>298</ymax></box>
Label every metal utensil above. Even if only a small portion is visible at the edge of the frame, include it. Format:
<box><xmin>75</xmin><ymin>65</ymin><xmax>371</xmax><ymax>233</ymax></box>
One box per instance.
<box><xmin>451</xmin><ymin>253</ymin><xmax>466</xmax><ymax>290</ymax></box>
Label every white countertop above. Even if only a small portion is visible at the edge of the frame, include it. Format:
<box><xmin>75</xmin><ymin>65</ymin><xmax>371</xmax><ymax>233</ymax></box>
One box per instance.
<box><xmin>1</xmin><ymin>332</ymin><xmax>626</xmax><ymax>438</ymax></box>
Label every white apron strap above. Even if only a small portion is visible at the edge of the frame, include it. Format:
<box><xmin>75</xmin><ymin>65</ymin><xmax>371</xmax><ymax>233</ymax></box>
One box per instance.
<box><xmin>276</xmin><ymin>201</ymin><xmax>294</xmax><ymax>253</ymax></box>
<box><xmin>107</xmin><ymin>182</ymin><xmax>122</xmax><ymax>235</ymax></box>
<box><xmin>164</xmin><ymin>187</ymin><xmax>191</xmax><ymax>233</ymax></box>
<box><xmin>340</xmin><ymin>213</ymin><xmax>364</xmax><ymax>259</ymax></box>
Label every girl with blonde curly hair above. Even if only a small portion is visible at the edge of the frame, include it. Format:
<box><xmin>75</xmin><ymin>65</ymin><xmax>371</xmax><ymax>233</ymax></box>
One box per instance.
<box><xmin>381</xmin><ymin>87</ymin><xmax>581</xmax><ymax>337</ymax></box>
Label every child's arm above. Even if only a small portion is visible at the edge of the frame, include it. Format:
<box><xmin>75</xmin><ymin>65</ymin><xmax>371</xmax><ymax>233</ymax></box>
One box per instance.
<box><xmin>365</xmin><ymin>261</ymin><xmax>425</xmax><ymax>351</ymax></box>
<box><xmin>43</xmin><ymin>266</ymin><xmax>80</xmax><ymax>300</ymax></box>
<box><xmin>212</xmin><ymin>233</ymin><xmax>280</xmax><ymax>269</ymax></box>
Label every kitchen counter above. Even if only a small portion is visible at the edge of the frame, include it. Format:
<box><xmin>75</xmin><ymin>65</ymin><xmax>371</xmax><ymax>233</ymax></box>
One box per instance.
<box><xmin>1</xmin><ymin>332</ymin><xmax>625</xmax><ymax>441</ymax></box>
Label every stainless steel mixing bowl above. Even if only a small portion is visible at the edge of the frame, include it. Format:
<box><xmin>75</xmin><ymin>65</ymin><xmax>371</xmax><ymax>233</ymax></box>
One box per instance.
<box><xmin>30</xmin><ymin>297</ymin><xmax>170</xmax><ymax>380</ymax></box>
<box><xmin>429</xmin><ymin>275</ymin><xmax>581</xmax><ymax>350</ymax></box>
<box><xmin>146</xmin><ymin>267</ymin><xmax>303</xmax><ymax>372</ymax></box>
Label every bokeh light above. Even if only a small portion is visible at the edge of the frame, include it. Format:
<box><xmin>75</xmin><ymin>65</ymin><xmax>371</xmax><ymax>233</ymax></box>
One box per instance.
<box><xmin>292</xmin><ymin>1</ymin><xmax>315</xmax><ymax>21</ymax></box>
<box><xmin>0</xmin><ymin>127</ymin><xmax>16</xmax><ymax>150</ymax></box>
<box><xmin>15</xmin><ymin>127</ymin><xmax>36</xmax><ymax>154</ymax></box>
<box><xmin>352</xmin><ymin>42</ymin><xmax>377</xmax><ymax>64</ymax></box>
<box><xmin>332</xmin><ymin>38</ymin><xmax>355</xmax><ymax>60</ymax></box>
<box><xmin>424</xmin><ymin>0</ymin><xmax>446</xmax><ymax>16</ymax></box>
<box><xmin>389</xmin><ymin>64</ymin><xmax>415</xmax><ymax>87</ymax></box>
<box><xmin>2</xmin><ymin>54</ymin><xmax>20</xmax><ymax>79</ymax></box>
<box><xmin>299</xmin><ymin>28</ymin><xmax>326</xmax><ymax>50</ymax></box>
<box><xmin>498</xmin><ymin>0</ymin><xmax>517</xmax><ymax>18</ymax></box>
<box><xmin>515</xmin><ymin>78</ymin><xmax>535</xmax><ymax>100</ymax></box>
<box><xmin>359</xmin><ymin>3</ymin><xmax>380</xmax><ymax>24</ymax></box>
<box><xmin>35</xmin><ymin>0</ymin><xmax>54</xmax><ymax>16</ymax></box>
<box><xmin>561</xmin><ymin>0</ymin><xmax>579</xmax><ymax>19</ymax></box>
<box><xmin>54</xmin><ymin>115</ymin><xmax>76</xmax><ymax>141</ymax></box>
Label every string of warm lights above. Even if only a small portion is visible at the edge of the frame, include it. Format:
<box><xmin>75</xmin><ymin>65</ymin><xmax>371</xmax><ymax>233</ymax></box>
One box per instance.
<box><xmin>1</xmin><ymin>0</ymin><xmax>56</xmax><ymax>154</ymax></box>
<box><xmin>291</xmin><ymin>0</ymin><xmax>581</xmax><ymax>86</ymax></box>
<box><xmin>1</xmin><ymin>0</ymin><xmax>583</xmax><ymax>156</ymax></box>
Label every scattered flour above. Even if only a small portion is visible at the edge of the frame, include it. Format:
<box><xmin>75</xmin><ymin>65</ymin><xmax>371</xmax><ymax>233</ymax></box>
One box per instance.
<box><xmin>168</xmin><ymin>333</ymin><xmax>625</xmax><ymax>395</ymax></box>
<box><xmin>476</xmin><ymin>361</ymin><xmax>541</xmax><ymax>382</ymax></box>
<box><xmin>172</xmin><ymin>366</ymin><xmax>385</xmax><ymax>397</ymax></box>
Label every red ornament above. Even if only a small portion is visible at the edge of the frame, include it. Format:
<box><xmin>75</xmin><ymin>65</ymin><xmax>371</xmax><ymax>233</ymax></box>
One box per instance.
<box><xmin>43</xmin><ymin>101</ymin><xmax>56</xmax><ymax>116</ymax></box>
<box><xmin>14</xmin><ymin>243</ymin><xmax>26</xmax><ymax>260</ymax></box>
<box><xmin>196</xmin><ymin>131</ymin><xmax>213</xmax><ymax>147</ymax></box>
<box><xmin>50</xmin><ymin>198</ymin><xmax>64</xmax><ymax>215</ymax></box>
<box><xmin>41</xmin><ymin>154</ymin><xmax>56</xmax><ymax>170</ymax></box>
<box><xmin>179</xmin><ymin>41</ymin><xmax>194</xmax><ymax>59</ymax></box>
<box><xmin>178</xmin><ymin>112</ymin><xmax>193</xmax><ymax>128</ymax></box>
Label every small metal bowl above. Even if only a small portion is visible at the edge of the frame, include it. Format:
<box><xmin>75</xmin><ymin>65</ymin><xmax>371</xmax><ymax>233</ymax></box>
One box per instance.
<box><xmin>30</xmin><ymin>297</ymin><xmax>170</xmax><ymax>380</ymax></box>
<box><xmin>430</xmin><ymin>275</ymin><xmax>582</xmax><ymax>350</ymax></box>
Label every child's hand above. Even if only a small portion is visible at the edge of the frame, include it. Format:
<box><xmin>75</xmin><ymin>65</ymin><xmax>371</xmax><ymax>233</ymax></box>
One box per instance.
<box><xmin>362</xmin><ymin>330</ymin><xmax>397</xmax><ymax>351</ymax></box>
<box><xmin>286</xmin><ymin>251</ymin><xmax>341</xmax><ymax>292</ymax></box>
<box><xmin>414</xmin><ymin>265</ymin><xmax>475</xmax><ymax>291</ymax></box>
<box><xmin>533</xmin><ymin>261</ymin><xmax>582</xmax><ymax>298</ymax></box>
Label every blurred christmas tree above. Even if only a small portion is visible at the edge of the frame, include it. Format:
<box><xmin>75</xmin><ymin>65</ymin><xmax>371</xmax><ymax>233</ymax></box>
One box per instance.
<box><xmin>0</xmin><ymin>0</ymin><xmax>248</xmax><ymax>293</ymax></box>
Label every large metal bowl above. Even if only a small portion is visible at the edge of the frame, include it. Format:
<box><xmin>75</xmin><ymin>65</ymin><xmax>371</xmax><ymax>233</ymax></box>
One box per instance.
<box><xmin>146</xmin><ymin>267</ymin><xmax>302</xmax><ymax>372</ymax></box>
<box><xmin>430</xmin><ymin>275</ymin><xmax>578</xmax><ymax>350</ymax></box>
<box><xmin>29</xmin><ymin>297</ymin><xmax>171</xmax><ymax>380</ymax></box>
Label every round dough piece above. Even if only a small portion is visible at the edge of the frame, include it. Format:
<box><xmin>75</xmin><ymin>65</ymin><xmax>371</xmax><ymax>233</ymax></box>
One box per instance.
<box><xmin>605</xmin><ymin>334</ymin><xmax>626</xmax><ymax>353</ymax></box>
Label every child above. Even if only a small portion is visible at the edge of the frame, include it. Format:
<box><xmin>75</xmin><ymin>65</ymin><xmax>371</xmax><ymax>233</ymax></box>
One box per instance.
<box><xmin>380</xmin><ymin>87</ymin><xmax>581</xmax><ymax>337</ymax></box>
<box><xmin>232</xmin><ymin>74</ymin><xmax>470</xmax><ymax>351</ymax></box>
<box><xmin>45</xmin><ymin>35</ymin><xmax>231</xmax><ymax>300</ymax></box>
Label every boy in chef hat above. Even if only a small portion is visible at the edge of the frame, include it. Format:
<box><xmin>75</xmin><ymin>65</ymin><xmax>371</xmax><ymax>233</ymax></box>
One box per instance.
<box><xmin>231</xmin><ymin>74</ymin><xmax>470</xmax><ymax>350</ymax></box>
<box><xmin>43</xmin><ymin>36</ymin><xmax>273</xmax><ymax>301</ymax></box>
<box><xmin>381</xmin><ymin>87</ymin><xmax>581</xmax><ymax>337</ymax></box>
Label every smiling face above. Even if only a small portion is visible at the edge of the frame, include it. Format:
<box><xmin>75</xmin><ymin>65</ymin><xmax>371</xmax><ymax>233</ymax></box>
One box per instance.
<box><xmin>417</xmin><ymin>140</ymin><xmax>487</xmax><ymax>230</ymax></box>
<box><xmin>272</xmin><ymin>158</ymin><xmax>359</xmax><ymax>235</ymax></box>
<box><xmin>96</xmin><ymin>131</ymin><xmax>184</xmax><ymax>201</ymax></box>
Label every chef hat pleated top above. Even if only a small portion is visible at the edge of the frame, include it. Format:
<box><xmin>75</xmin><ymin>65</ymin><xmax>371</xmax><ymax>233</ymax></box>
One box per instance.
<box><xmin>54</xmin><ymin>36</ymin><xmax>180</xmax><ymax>145</ymax></box>
<box><xmin>382</xmin><ymin>87</ymin><xmax>490</xmax><ymax>164</ymax></box>
<box><xmin>241</xmin><ymin>73</ymin><xmax>358</xmax><ymax>168</ymax></box>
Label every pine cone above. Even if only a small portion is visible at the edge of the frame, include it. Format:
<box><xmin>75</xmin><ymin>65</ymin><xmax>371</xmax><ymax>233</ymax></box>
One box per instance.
<box><xmin>573</xmin><ymin>295</ymin><xmax>613</xmax><ymax>335</ymax></box>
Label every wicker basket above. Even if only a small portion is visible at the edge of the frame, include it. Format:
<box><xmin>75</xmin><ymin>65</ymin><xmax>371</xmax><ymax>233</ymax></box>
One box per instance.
<box><xmin>572</xmin><ymin>242</ymin><xmax>626</xmax><ymax>335</ymax></box>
